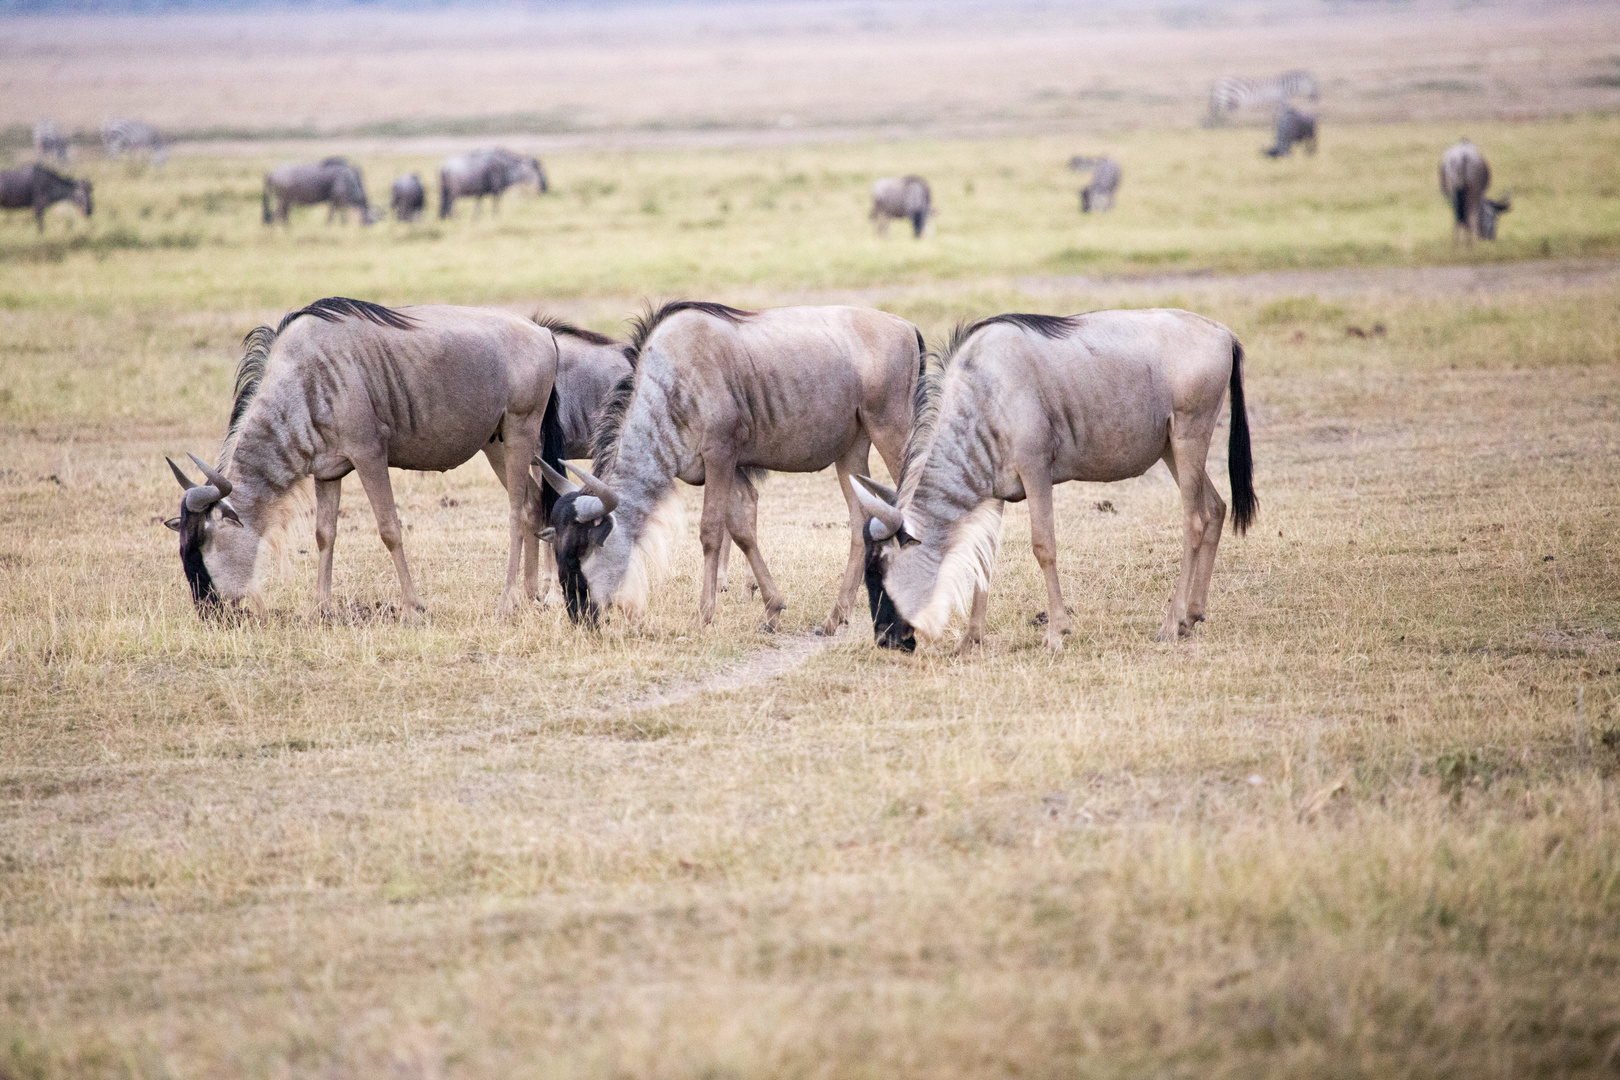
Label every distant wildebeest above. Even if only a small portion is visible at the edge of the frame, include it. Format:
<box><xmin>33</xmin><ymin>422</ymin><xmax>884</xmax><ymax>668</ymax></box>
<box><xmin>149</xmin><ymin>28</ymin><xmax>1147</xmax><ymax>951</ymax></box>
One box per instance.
<box><xmin>854</xmin><ymin>310</ymin><xmax>1256</xmax><ymax>653</ymax></box>
<box><xmin>391</xmin><ymin>174</ymin><xmax>426</xmax><ymax>222</ymax></box>
<box><xmin>1440</xmin><ymin>139</ymin><xmax>1510</xmax><ymax>242</ymax></box>
<box><xmin>101</xmin><ymin>118</ymin><xmax>166</xmax><ymax>164</ymax></box>
<box><xmin>537</xmin><ymin>302</ymin><xmax>928</xmax><ymax>633</ymax></box>
<box><xmin>869</xmin><ymin>175</ymin><xmax>932</xmax><ymax>238</ymax></box>
<box><xmin>1206</xmin><ymin>70</ymin><xmax>1318</xmax><ymax>126</ymax></box>
<box><xmin>1070</xmin><ymin>156</ymin><xmax>1122</xmax><ymax>212</ymax></box>
<box><xmin>164</xmin><ymin>298</ymin><xmax>565</xmax><ymax>619</ymax></box>
<box><xmin>33</xmin><ymin>121</ymin><xmax>69</xmax><ymax>162</ymax></box>
<box><xmin>0</xmin><ymin>164</ymin><xmax>93</xmax><ymax>232</ymax></box>
<box><xmin>262</xmin><ymin>158</ymin><xmax>378</xmax><ymax>226</ymax></box>
<box><xmin>1264</xmin><ymin>107</ymin><xmax>1318</xmax><ymax>158</ymax></box>
<box><xmin>439</xmin><ymin>149</ymin><xmax>548</xmax><ymax>219</ymax></box>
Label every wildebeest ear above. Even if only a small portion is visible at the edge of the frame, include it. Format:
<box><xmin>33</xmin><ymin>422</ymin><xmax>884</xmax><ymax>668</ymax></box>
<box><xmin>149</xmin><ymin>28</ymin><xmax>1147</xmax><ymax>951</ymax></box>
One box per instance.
<box><xmin>217</xmin><ymin>500</ymin><xmax>242</xmax><ymax>526</ymax></box>
<box><xmin>538</xmin><ymin>526</ymin><xmax>557</xmax><ymax>544</ymax></box>
<box><xmin>589</xmin><ymin>517</ymin><xmax>614</xmax><ymax>547</ymax></box>
<box><xmin>164</xmin><ymin>516</ymin><xmax>182</xmax><ymax>532</ymax></box>
<box><xmin>896</xmin><ymin>526</ymin><xmax>921</xmax><ymax>549</ymax></box>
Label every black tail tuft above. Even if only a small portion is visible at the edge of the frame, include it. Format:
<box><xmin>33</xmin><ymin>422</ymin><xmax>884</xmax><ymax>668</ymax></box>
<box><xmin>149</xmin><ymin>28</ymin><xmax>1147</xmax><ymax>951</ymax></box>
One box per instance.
<box><xmin>1228</xmin><ymin>340</ymin><xmax>1257</xmax><ymax>535</ymax></box>
<box><xmin>1453</xmin><ymin>187</ymin><xmax>1467</xmax><ymax>226</ymax></box>
<box><xmin>262</xmin><ymin>180</ymin><xmax>273</xmax><ymax>225</ymax></box>
<box><xmin>538</xmin><ymin>385</ymin><xmax>566</xmax><ymax>521</ymax></box>
<box><xmin>439</xmin><ymin>173</ymin><xmax>452</xmax><ymax>220</ymax></box>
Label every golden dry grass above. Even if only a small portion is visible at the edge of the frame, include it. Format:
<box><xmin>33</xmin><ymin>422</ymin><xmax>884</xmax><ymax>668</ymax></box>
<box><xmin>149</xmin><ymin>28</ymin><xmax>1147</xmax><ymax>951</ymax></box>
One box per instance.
<box><xmin>2</xmin><ymin>13</ymin><xmax>1620</xmax><ymax>1073</ymax></box>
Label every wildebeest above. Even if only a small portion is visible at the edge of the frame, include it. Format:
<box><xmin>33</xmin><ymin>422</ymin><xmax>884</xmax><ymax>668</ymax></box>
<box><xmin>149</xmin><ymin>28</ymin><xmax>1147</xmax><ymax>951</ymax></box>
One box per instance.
<box><xmin>33</xmin><ymin>121</ymin><xmax>69</xmax><ymax>162</ymax></box>
<box><xmin>537</xmin><ymin>302</ymin><xmax>927</xmax><ymax>633</ymax></box>
<box><xmin>1440</xmin><ymin>140</ymin><xmax>1510</xmax><ymax>242</ymax></box>
<box><xmin>439</xmin><ymin>149</ymin><xmax>548</xmax><ymax>219</ymax></box>
<box><xmin>853</xmin><ymin>310</ymin><xmax>1256</xmax><ymax>652</ymax></box>
<box><xmin>0</xmin><ymin>164</ymin><xmax>93</xmax><ymax>232</ymax></box>
<box><xmin>1264</xmin><ymin>107</ymin><xmax>1318</xmax><ymax>158</ymax></box>
<box><xmin>869</xmin><ymin>176</ymin><xmax>932</xmax><ymax>238</ymax></box>
<box><xmin>391</xmin><ymin>174</ymin><xmax>426</xmax><ymax>222</ymax></box>
<box><xmin>1071</xmin><ymin>156</ymin><xmax>1122</xmax><ymax>212</ymax></box>
<box><xmin>101</xmin><ymin>118</ymin><xmax>166</xmax><ymax>164</ymax></box>
<box><xmin>263</xmin><ymin>158</ymin><xmax>377</xmax><ymax>226</ymax></box>
<box><xmin>164</xmin><ymin>298</ymin><xmax>565</xmax><ymax>619</ymax></box>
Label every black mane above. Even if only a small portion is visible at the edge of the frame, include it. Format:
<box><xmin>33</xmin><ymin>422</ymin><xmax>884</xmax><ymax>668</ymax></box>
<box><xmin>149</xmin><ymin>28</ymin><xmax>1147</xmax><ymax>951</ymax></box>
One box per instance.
<box><xmin>625</xmin><ymin>300</ymin><xmax>754</xmax><ymax>364</ymax></box>
<box><xmin>277</xmin><ymin>297</ymin><xmax>416</xmax><ymax>335</ymax></box>
<box><xmin>225</xmin><ymin>325</ymin><xmax>276</xmax><ymax>449</ymax></box>
<box><xmin>939</xmin><ymin>312</ymin><xmax>1081</xmax><ymax>366</ymax></box>
<box><xmin>532</xmin><ymin>314</ymin><xmax>620</xmax><ymax>348</ymax></box>
<box><xmin>589</xmin><ymin>371</ymin><xmax>637</xmax><ymax>476</ymax></box>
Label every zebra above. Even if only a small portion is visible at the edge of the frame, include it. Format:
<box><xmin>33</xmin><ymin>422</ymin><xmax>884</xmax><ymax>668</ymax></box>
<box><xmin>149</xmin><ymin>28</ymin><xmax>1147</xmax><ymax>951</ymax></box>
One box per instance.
<box><xmin>1206</xmin><ymin>70</ymin><xmax>1318</xmax><ymax>125</ymax></box>
<box><xmin>32</xmin><ymin>121</ymin><xmax>69</xmax><ymax>162</ymax></box>
<box><xmin>101</xmin><ymin>118</ymin><xmax>167</xmax><ymax>164</ymax></box>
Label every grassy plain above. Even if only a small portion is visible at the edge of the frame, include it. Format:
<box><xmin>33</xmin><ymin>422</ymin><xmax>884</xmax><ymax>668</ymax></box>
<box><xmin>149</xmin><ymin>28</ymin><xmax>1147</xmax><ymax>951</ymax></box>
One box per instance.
<box><xmin>2</xmin><ymin>108</ymin><xmax>1620</xmax><ymax>1079</ymax></box>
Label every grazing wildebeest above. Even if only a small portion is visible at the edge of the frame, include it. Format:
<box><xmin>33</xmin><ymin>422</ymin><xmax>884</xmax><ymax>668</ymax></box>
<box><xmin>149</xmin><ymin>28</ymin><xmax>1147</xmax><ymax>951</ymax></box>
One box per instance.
<box><xmin>262</xmin><ymin>158</ymin><xmax>377</xmax><ymax>226</ymax></box>
<box><xmin>101</xmin><ymin>118</ymin><xmax>166</xmax><ymax>164</ymax></box>
<box><xmin>391</xmin><ymin>174</ymin><xmax>426</xmax><ymax>222</ymax></box>
<box><xmin>1071</xmin><ymin>156</ymin><xmax>1122</xmax><ymax>212</ymax></box>
<box><xmin>537</xmin><ymin>302</ymin><xmax>927</xmax><ymax>633</ymax></box>
<box><xmin>439</xmin><ymin>149</ymin><xmax>548</xmax><ymax>219</ymax></box>
<box><xmin>853</xmin><ymin>310</ymin><xmax>1256</xmax><ymax>653</ymax></box>
<box><xmin>1206</xmin><ymin>70</ymin><xmax>1318</xmax><ymax>126</ymax></box>
<box><xmin>1440</xmin><ymin>140</ymin><xmax>1510</xmax><ymax>242</ymax></box>
<box><xmin>33</xmin><ymin>121</ymin><xmax>69</xmax><ymax>162</ymax></box>
<box><xmin>1264</xmin><ymin>107</ymin><xmax>1318</xmax><ymax>158</ymax></box>
<box><xmin>869</xmin><ymin>176</ymin><xmax>932</xmax><ymax>238</ymax></box>
<box><xmin>164</xmin><ymin>298</ymin><xmax>565</xmax><ymax>619</ymax></box>
<box><xmin>0</xmin><ymin>164</ymin><xmax>92</xmax><ymax>232</ymax></box>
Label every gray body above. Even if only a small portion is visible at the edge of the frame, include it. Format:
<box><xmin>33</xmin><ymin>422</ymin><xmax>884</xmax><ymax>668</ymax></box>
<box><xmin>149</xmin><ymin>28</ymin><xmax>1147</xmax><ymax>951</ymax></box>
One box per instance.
<box><xmin>1077</xmin><ymin>157</ymin><xmax>1122</xmax><ymax>212</ymax></box>
<box><xmin>856</xmin><ymin>310</ymin><xmax>1255</xmax><ymax>652</ymax></box>
<box><xmin>554</xmin><ymin>304</ymin><xmax>925</xmax><ymax>633</ymax></box>
<box><xmin>0</xmin><ymin>164</ymin><xmax>92</xmax><ymax>231</ymax></box>
<box><xmin>1264</xmin><ymin>107</ymin><xmax>1318</xmax><ymax>158</ymax></box>
<box><xmin>166</xmin><ymin>301</ymin><xmax>560</xmax><ymax>618</ymax></box>
<box><xmin>870</xmin><ymin>175</ymin><xmax>932</xmax><ymax>238</ymax></box>
<box><xmin>391</xmin><ymin>174</ymin><xmax>426</xmax><ymax>222</ymax></box>
<box><xmin>263</xmin><ymin>158</ymin><xmax>377</xmax><ymax>226</ymax></box>
<box><xmin>33</xmin><ymin>121</ymin><xmax>69</xmax><ymax>162</ymax></box>
<box><xmin>101</xmin><ymin>118</ymin><xmax>166</xmax><ymax>164</ymax></box>
<box><xmin>1440</xmin><ymin>140</ymin><xmax>1509</xmax><ymax>241</ymax></box>
<box><xmin>439</xmin><ymin>149</ymin><xmax>547</xmax><ymax>219</ymax></box>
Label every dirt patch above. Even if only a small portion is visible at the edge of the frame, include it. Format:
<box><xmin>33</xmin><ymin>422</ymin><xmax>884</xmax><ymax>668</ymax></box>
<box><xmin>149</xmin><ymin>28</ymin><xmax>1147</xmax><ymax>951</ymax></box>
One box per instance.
<box><xmin>614</xmin><ymin>632</ymin><xmax>831</xmax><ymax>715</ymax></box>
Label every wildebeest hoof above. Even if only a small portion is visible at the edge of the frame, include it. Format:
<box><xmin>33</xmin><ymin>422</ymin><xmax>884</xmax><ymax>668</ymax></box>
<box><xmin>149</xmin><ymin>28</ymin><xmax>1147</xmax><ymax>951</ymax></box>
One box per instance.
<box><xmin>954</xmin><ymin>635</ymin><xmax>982</xmax><ymax>656</ymax></box>
<box><xmin>759</xmin><ymin>622</ymin><xmax>776</xmax><ymax>634</ymax></box>
<box><xmin>1042</xmin><ymin>631</ymin><xmax>1065</xmax><ymax>652</ymax></box>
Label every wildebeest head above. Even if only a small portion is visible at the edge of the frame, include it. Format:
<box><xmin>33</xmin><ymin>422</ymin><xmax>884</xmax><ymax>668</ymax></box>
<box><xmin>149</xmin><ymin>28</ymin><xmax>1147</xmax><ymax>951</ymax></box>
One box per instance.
<box><xmin>1479</xmin><ymin>193</ymin><xmax>1511</xmax><ymax>240</ymax></box>
<box><xmin>852</xmin><ymin>474</ymin><xmax>919</xmax><ymax>651</ymax></box>
<box><xmin>164</xmin><ymin>453</ymin><xmax>258</xmax><ymax>615</ymax></box>
<box><xmin>533</xmin><ymin>459</ymin><xmax>618</xmax><ymax>625</ymax></box>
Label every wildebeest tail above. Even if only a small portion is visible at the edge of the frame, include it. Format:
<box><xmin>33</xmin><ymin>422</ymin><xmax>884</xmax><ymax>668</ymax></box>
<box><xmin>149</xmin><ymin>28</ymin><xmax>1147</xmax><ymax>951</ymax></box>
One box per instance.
<box><xmin>538</xmin><ymin>385</ymin><xmax>566</xmax><ymax>520</ymax></box>
<box><xmin>1228</xmin><ymin>340</ymin><xmax>1257</xmax><ymax>535</ymax></box>
<box><xmin>1452</xmin><ymin>187</ymin><xmax>1467</xmax><ymax>226</ymax></box>
<box><xmin>439</xmin><ymin>172</ymin><xmax>452</xmax><ymax>219</ymax></box>
<box><xmin>262</xmin><ymin>178</ymin><xmax>273</xmax><ymax>225</ymax></box>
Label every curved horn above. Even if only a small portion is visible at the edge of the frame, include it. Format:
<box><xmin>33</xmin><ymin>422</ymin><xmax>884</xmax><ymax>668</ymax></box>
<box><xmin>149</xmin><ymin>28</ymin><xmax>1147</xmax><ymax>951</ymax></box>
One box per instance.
<box><xmin>572</xmin><ymin>495</ymin><xmax>606</xmax><ymax>522</ymax></box>
<box><xmin>167</xmin><ymin>457</ymin><xmax>197</xmax><ymax>490</ymax></box>
<box><xmin>183</xmin><ymin>485</ymin><xmax>224</xmax><ymax>513</ymax></box>
<box><xmin>532</xmin><ymin>458</ymin><xmax>579</xmax><ymax>496</ymax></box>
<box><xmin>186</xmin><ymin>452</ymin><xmax>232</xmax><ymax>498</ymax></box>
<box><xmin>852</xmin><ymin>481</ymin><xmax>904</xmax><ymax>540</ymax></box>
<box><xmin>564</xmin><ymin>462</ymin><xmax>619</xmax><ymax>515</ymax></box>
<box><xmin>853</xmin><ymin>473</ymin><xmax>898</xmax><ymax>505</ymax></box>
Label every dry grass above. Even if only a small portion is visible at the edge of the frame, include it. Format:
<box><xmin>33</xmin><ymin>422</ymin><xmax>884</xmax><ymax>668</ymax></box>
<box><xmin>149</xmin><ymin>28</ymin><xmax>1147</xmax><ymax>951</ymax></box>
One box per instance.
<box><xmin>2</xmin><ymin>10</ymin><xmax>1620</xmax><ymax>1072</ymax></box>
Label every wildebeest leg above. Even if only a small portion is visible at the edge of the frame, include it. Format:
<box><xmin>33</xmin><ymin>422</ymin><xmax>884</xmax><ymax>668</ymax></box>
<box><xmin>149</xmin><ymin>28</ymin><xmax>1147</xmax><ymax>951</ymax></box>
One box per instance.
<box><xmin>697</xmin><ymin>457</ymin><xmax>736</xmax><ymax>626</ymax></box>
<box><xmin>827</xmin><ymin>441</ymin><xmax>874</xmax><ymax>635</ymax></box>
<box><xmin>956</xmin><ymin>584</ymin><xmax>989</xmax><ymax>656</ymax></box>
<box><xmin>1157</xmin><ymin>435</ymin><xmax>1210</xmax><ymax>642</ymax></box>
<box><xmin>352</xmin><ymin>454</ymin><xmax>425</xmax><ymax>616</ymax></box>
<box><xmin>1188</xmin><ymin>467</ymin><xmax>1227</xmax><ymax>626</ymax></box>
<box><xmin>314</xmin><ymin>477</ymin><xmax>342</xmax><ymax>616</ymax></box>
<box><xmin>726</xmin><ymin>472</ymin><xmax>786</xmax><ymax>631</ymax></box>
<box><xmin>539</xmin><ymin>542</ymin><xmax>561</xmax><ymax>607</ymax></box>
<box><xmin>1019</xmin><ymin>462</ymin><xmax>1068</xmax><ymax>651</ymax></box>
<box><xmin>498</xmin><ymin>417</ymin><xmax>542</xmax><ymax>616</ymax></box>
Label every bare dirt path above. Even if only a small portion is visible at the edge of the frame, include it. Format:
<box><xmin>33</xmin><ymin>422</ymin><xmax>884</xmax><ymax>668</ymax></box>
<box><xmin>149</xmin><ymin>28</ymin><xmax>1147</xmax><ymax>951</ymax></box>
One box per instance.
<box><xmin>611</xmin><ymin>632</ymin><xmax>833</xmax><ymax>715</ymax></box>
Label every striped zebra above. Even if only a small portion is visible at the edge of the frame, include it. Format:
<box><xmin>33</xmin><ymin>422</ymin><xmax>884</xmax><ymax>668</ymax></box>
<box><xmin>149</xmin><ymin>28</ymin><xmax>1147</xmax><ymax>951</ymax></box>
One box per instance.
<box><xmin>32</xmin><ymin>121</ymin><xmax>69</xmax><ymax>162</ymax></box>
<box><xmin>101</xmin><ymin>118</ymin><xmax>167</xmax><ymax>164</ymax></box>
<box><xmin>1206</xmin><ymin>70</ymin><xmax>1318</xmax><ymax>125</ymax></box>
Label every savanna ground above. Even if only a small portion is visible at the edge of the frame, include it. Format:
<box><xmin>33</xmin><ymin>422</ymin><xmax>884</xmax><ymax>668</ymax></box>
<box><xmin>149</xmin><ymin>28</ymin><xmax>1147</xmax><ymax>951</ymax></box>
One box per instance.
<box><xmin>3</xmin><ymin>2</ymin><xmax>1620</xmax><ymax>1076</ymax></box>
